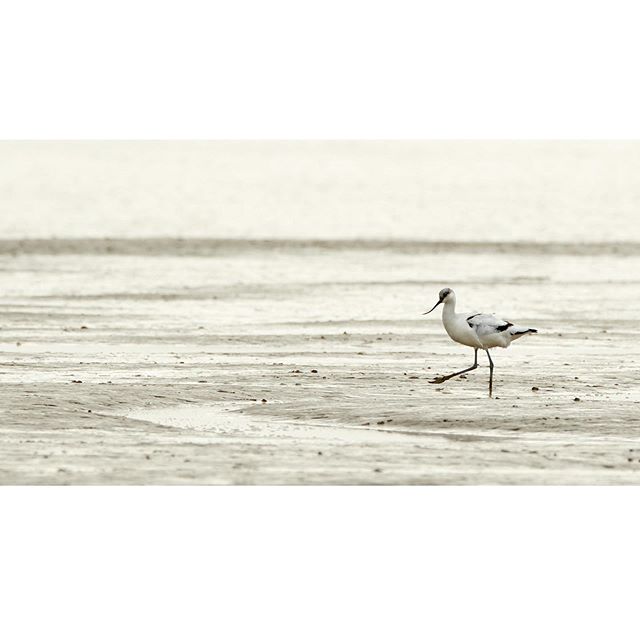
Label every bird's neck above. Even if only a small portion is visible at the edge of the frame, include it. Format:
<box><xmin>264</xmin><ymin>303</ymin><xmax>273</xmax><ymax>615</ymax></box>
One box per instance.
<box><xmin>442</xmin><ymin>299</ymin><xmax>456</xmax><ymax>318</ymax></box>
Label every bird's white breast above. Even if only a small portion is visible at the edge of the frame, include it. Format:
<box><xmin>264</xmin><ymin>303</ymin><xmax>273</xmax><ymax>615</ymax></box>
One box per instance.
<box><xmin>443</xmin><ymin>314</ymin><xmax>484</xmax><ymax>348</ymax></box>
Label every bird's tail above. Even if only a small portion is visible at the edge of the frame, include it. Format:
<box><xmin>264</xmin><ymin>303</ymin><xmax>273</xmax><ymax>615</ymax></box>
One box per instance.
<box><xmin>509</xmin><ymin>326</ymin><xmax>538</xmax><ymax>337</ymax></box>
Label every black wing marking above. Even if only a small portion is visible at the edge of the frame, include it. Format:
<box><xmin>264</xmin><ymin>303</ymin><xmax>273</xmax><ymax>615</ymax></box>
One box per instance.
<box><xmin>466</xmin><ymin>313</ymin><xmax>480</xmax><ymax>328</ymax></box>
<box><xmin>467</xmin><ymin>313</ymin><xmax>514</xmax><ymax>333</ymax></box>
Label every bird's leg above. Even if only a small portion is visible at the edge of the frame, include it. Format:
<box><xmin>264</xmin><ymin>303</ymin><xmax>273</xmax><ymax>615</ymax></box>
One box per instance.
<box><xmin>486</xmin><ymin>350</ymin><xmax>494</xmax><ymax>397</ymax></box>
<box><xmin>429</xmin><ymin>349</ymin><xmax>478</xmax><ymax>384</ymax></box>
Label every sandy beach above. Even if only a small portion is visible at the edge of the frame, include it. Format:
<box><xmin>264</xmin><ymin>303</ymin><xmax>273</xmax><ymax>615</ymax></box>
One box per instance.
<box><xmin>2</xmin><ymin>237</ymin><xmax>639</xmax><ymax>484</ymax></box>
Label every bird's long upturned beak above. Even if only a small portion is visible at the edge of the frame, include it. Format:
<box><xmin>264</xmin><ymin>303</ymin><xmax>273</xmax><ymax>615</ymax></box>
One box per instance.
<box><xmin>422</xmin><ymin>300</ymin><xmax>442</xmax><ymax>315</ymax></box>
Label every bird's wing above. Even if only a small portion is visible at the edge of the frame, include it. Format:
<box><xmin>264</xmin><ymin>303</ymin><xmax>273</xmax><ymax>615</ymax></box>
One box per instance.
<box><xmin>466</xmin><ymin>313</ymin><xmax>513</xmax><ymax>337</ymax></box>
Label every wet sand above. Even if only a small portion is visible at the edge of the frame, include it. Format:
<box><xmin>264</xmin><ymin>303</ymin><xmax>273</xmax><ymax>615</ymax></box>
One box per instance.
<box><xmin>1</xmin><ymin>239</ymin><xmax>640</xmax><ymax>484</ymax></box>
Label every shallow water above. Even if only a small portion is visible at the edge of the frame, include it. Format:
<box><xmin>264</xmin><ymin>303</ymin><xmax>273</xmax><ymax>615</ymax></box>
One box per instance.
<box><xmin>125</xmin><ymin>403</ymin><xmax>418</xmax><ymax>444</ymax></box>
<box><xmin>2</xmin><ymin>141</ymin><xmax>640</xmax><ymax>242</ymax></box>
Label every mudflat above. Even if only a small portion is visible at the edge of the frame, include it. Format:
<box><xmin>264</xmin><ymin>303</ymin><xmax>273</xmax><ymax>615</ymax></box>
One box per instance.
<box><xmin>1</xmin><ymin>239</ymin><xmax>639</xmax><ymax>484</ymax></box>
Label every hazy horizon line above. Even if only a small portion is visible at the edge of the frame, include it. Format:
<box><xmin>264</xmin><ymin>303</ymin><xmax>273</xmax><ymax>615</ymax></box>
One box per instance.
<box><xmin>1</xmin><ymin>237</ymin><xmax>639</xmax><ymax>256</ymax></box>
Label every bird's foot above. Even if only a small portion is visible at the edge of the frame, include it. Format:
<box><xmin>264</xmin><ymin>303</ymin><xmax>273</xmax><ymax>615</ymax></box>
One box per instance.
<box><xmin>428</xmin><ymin>375</ymin><xmax>448</xmax><ymax>384</ymax></box>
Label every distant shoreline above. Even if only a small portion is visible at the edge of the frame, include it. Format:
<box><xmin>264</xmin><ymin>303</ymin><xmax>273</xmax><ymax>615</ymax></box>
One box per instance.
<box><xmin>1</xmin><ymin>238</ymin><xmax>639</xmax><ymax>256</ymax></box>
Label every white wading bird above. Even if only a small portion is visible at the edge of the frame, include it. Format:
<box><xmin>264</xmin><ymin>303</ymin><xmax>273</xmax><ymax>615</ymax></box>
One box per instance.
<box><xmin>423</xmin><ymin>288</ymin><xmax>537</xmax><ymax>397</ymax></box>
